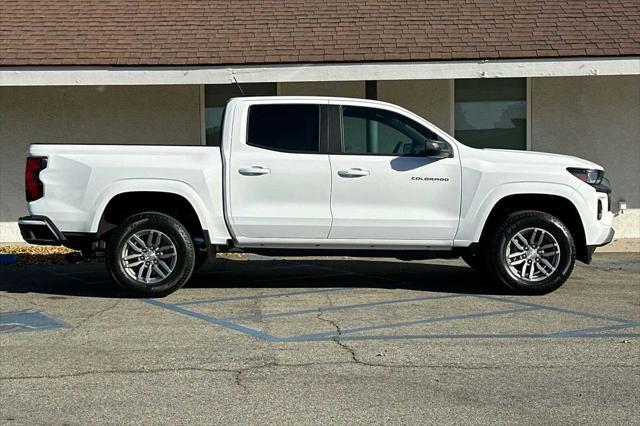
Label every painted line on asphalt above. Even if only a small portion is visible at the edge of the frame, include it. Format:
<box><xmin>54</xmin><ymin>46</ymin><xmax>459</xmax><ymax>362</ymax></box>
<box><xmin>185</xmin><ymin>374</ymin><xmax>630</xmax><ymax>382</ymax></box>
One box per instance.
<box><xmin>284</xmin><ymin>306</ymin><xmax>540</xmax><ymax>341</ymax></box>
<box><xmin>319</xmin><ymin>332</ymin><xmax>640</xmax><ymax>341</ymax></box>
<box><xmin>473</xmin><ymin>294</ymin><xmax>639</xmax><ymax>325</ymax></box>
<box><xmin>0</xmin><ymin>310</ymin><xmax>69</xmax><ymax>333</ymax></box>
<box><xmin>171</xmin><ymin>287</ymin><xmax>355</xmax><ymax>307</ymax></box>
<box><xmin>144</xmin><ymin>299</ymin><xmax>284</xmax><ymax>342</ymax></box>
<box><xmin>224</xmin><ymin>294</ymin><xmax>465</xmax><ymax>321</ymax></box>
<box><xmin>546</xmin><ymin>323</ymin><xmax>640</xmax><ymax>338</ymax></box>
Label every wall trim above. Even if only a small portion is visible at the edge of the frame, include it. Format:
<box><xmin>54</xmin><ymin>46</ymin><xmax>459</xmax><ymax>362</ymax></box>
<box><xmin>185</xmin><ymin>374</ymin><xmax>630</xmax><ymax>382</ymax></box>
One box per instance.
<box><xmin>2</xmin><ymin>57</ymin><xmax>638</xmax><ymax>86</ymax></box>
<box><xmin>526</xmin><ymin>77</ymin><xmax>532</xmax><ymax>151</ymax></box>
<box><xmin>199</xmin><ymin>84</ymin><xmax>206</xmax><ymax>145</ymax></box>
<box><xmin>449</xmin><ymin>79</ymin><xmax>455</xmax><ymax>135</ymax></box>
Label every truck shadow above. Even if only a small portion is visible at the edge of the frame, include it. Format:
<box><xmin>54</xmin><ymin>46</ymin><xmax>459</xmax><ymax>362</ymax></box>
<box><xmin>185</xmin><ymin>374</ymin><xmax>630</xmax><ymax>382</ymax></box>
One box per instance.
<box><xmin>0</xmin><ymin>258</ymin><xmax>507</xmax><ymax>299</ymax></box>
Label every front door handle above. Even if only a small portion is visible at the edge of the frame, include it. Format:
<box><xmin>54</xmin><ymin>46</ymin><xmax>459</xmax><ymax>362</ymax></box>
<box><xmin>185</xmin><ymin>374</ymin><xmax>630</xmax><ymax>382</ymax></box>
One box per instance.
<box><xmin>337</xmin><ymin>168</ymin><xmax>370</xmax><ymax>178</ymax></box>
<box><xmin>238</xmin><ymin>166</ymin><xmax>271</xmax><ymax>176</ymax></box>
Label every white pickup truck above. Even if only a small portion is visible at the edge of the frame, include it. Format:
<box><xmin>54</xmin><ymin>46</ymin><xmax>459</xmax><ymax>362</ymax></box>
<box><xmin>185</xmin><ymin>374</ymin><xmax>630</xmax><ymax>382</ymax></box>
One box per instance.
<box><xmin>19</xmin><ymin>96</ymin><xmax>614</xmax><ymax>296</ymax></box>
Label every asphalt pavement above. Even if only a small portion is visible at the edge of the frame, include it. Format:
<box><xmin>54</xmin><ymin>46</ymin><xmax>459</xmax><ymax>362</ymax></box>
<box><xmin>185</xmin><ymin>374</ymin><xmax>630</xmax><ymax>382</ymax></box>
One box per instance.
<box><xmin>1</xmin><ymin>253</ymin><xmax>639</xmax><ymax>424</ymax></box>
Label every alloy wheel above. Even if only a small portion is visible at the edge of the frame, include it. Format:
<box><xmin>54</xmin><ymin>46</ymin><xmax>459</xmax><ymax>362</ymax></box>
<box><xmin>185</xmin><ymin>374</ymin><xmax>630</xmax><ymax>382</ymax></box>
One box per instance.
<box><xmin>505</xmin><ymin>227</ymin><xmax>561</xmax><ymax>282</ymax></box>
<box><xmin>120</xmin><ymin>229</ymin><xmax>178</xmax><ymax>284</ymax></box>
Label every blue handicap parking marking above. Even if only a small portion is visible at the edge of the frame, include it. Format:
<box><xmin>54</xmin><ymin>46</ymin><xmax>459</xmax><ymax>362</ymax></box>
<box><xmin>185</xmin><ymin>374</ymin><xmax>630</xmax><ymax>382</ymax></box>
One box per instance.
<box><xmin>0</xmin><ymin>310</ymin><xmax>69</xmax><ymax>333</ymax></box>
<box><xmin>145</xmin><ymin>289</ymin><xmax>640</xmax><ymax>342</ymax></box>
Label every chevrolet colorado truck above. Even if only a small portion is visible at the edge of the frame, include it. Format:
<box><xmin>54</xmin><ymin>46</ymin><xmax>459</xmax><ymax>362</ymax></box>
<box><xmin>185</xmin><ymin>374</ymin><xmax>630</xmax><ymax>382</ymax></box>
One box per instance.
<box><xmin>19</xmin><ymin>96</ymin><xmax>614</xmax><ymax>296</ymax></box>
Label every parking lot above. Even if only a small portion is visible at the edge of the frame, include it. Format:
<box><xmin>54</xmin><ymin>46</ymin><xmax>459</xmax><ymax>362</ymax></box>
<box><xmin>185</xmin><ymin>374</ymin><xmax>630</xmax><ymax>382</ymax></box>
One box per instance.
<box><xmin>1</xmin><ymin>253</ymin><xmax>639</xmax><ymax>424</ymax></box>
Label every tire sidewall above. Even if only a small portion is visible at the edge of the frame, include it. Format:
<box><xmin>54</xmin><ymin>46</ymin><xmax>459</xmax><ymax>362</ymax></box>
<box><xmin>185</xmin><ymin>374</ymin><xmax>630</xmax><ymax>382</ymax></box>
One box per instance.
<box><xmin>490</xmin><ymin>212</ymin><xmax>575</xmax><ymax>294</ymax></box>
<box><xmin>107</xmin><ymin>213</ymin><xmax>195</xmax><ymax>296</ymax></box>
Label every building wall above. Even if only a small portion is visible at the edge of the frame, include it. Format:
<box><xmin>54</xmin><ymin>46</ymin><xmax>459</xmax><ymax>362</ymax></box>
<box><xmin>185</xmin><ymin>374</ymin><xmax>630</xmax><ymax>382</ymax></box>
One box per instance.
<box><xmin>377</xmin><ymin>79</ymin><xmax>452</xmax><ymax>133</ymax></box>
<box><xmin>279</xmin><ymin>81</ymin><xmax>364</xmax><ymax>98</ymax></box>
<box><xmin>0</xmin><ymin>85</ymin><xmax>201</xmax><ymax>242</ymax></box>
<box><xmin>530</xmin><ymin>75</ymin><xmax>640</xmax><ymax>238</ymax></box>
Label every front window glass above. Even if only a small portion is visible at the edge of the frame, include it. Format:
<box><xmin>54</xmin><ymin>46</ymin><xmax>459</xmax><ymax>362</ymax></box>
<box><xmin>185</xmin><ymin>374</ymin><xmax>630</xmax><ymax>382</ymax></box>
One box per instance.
<box><xmin>247</xmin><ymin>104</ymin><xmax>320</xmax><ymax>153</ymax></box>
<box><xmin>341</xmin><ymin>106</ymin><xmax>440</xmax><ymax>155</ymax></box>
<box><xmin>205</xmin><ymin>83</ymin><xmax>276</xmax><ymax>146</ymax></box>
<box><xmin>454</xmin><ymin>78</ymin><xmax>526</xmax><ymax>150</ymax></box>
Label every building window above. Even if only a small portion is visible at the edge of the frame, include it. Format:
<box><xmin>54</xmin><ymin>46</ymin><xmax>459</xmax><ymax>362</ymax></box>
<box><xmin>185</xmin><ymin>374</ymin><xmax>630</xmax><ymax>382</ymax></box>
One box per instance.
<box><xmin>454</xmin><ymin>78</ymin><xmax>526</xmax><ymax>150</ymax></box>
<box><xmin>204</xmin><ymin>83</ymin><xmax>277</xmax><ymax>145</ymax></box>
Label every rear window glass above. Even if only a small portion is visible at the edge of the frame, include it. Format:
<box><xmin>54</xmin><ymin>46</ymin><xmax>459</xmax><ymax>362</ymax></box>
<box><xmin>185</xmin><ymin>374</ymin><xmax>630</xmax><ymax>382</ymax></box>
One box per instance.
<box><xmin>247</xmin><ymin>104</ymin><xmax>320</xmax><ymax>153</ymax></box>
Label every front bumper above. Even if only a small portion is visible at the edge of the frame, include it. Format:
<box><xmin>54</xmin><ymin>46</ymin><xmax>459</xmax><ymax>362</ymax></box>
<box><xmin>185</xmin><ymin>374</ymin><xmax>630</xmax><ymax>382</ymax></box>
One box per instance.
<box><xmin>18</xmin><ymin>215</ymin><xmax>65</xmax><ymax>246</ymax></box>
<box><xmin>583</xmin><ymin>226</ymin><xmax>615</xmax><ymax>264</ymax></box>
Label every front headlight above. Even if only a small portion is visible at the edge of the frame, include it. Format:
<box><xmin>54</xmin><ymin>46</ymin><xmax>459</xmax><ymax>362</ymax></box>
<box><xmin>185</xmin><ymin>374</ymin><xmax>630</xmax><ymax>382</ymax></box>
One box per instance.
<box><xmin>567</xmin><ymin>168</ymin><xmax>604</xmax><ymax>186</ymax></box>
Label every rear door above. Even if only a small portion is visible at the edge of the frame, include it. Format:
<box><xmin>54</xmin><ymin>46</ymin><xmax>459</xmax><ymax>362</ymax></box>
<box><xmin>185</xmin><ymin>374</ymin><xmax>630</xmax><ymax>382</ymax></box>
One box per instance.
<box><xmin>327</xmin><ymin>102</ymin><xmax>461</xmax><ymax>243</ymax></box>
<box><xmin>227</xmin><ymin>101</ymin><xmax>332</xmax><ymax>241</ymax></box>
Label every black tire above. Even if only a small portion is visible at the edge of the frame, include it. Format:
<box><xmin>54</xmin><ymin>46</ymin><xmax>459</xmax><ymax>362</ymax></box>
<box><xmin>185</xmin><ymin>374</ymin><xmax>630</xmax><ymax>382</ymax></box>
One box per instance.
<box><xmin>106</xmin><ymin>212</ymin><xmax>196</xmax><ymax>297</ymax></box>
<box><xmin>483</xmin><ymin>210</ymin><xmax>575</xmax><ymax>295</ymax></box>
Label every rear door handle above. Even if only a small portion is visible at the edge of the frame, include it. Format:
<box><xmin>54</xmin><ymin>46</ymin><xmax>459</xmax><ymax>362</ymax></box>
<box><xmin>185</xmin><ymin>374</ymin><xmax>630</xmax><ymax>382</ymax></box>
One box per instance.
<box><xmin>337</xmin><ymin>168</ymin><xmax>370</xmax><ymax>178</ymax></box>
<box><xmin>238</xmin><ymin>166</ymin><xmax>271</xmax><ymax>176</ymax></box>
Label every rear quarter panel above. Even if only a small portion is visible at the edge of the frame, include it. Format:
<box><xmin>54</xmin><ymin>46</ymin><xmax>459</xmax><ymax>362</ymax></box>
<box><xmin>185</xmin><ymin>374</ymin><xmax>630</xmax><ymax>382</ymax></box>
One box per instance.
<box><xmin>27</xmin><ymin>144</ymin><xmax>230</xmax><ymax>243</ymax></box>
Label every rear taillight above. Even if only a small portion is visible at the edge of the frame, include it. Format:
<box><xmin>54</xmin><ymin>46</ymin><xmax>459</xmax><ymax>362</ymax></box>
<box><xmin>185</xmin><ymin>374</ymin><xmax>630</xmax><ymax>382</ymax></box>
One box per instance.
<box><xmin>25</xmin><ymin>156</ymin><xmax>47</xmax><ymax>202</ymax></box>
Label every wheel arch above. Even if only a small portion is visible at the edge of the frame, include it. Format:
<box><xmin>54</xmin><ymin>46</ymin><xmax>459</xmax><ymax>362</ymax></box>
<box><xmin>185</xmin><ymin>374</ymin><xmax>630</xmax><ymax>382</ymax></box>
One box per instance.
<box><xmin>89</xmin><ymin>179</ymin><xmax>230</xmax><ymax>245</ymax></box>
<box><xmin>96</xmin><ymin>191</ymin><xmax>205</xmax><ymax>240</ymax></box>
<box><xmin>475</xmin><ymin>193</ymin><xmax>588</xmax><ymax>262</ymax></box>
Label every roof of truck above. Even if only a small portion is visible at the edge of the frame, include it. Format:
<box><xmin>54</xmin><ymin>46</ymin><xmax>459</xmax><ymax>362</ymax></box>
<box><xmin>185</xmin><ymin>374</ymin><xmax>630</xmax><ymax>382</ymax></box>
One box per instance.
<box><xmin>1</xmin><ymin>0</ymin><xmax>639</xmax><ymax>66</ymax></box>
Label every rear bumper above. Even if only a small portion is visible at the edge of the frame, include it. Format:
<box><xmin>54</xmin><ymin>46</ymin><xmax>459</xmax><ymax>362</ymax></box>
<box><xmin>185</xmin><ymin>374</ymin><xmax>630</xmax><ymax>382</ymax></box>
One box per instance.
<box><xmin>18</xmin><ymin>215</ymin><xmax>65</xmax><ymax>245</ymax></box>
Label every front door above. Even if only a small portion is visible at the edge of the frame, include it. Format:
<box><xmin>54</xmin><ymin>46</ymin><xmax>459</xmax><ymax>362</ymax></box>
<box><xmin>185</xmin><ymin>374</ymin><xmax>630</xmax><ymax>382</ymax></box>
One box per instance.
<box><xmin>328</xmin><ymin>103</ymin><xmax>461</xmax><ymax>243</ymax></box>
<box><xmin>228</xmin><ymin>102</ymin><xmax>332</xmax><ymax>241</ymax></box>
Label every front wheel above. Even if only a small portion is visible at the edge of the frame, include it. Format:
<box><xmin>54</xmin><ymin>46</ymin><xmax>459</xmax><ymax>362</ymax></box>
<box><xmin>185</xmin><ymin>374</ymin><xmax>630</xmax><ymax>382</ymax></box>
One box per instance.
<box><xmin>106</xmin><ymin>212</ymin><xmax>196</xmax><ymax>297</ymax></box>
<box><xmin>484</xmin><ymin>210</ymin><xmax>576</xmax><ymax>295</ymax></box>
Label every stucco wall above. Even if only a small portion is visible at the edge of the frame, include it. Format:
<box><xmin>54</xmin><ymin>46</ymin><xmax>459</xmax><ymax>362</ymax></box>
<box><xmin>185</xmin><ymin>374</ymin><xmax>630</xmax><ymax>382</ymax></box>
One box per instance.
<box><xmin>378</xmin><ymin>79</ymin><xmax>452</xmax><ymax>133</ymax></box>
<box><xmin>530</xmin><ymin>75</ymin><xmax>640</xmax><ymax>238</ymax></box>
<box><xmin>0</xmin><ymin>85</ymin><xmax>201</xmax><ymax>242</ymax></box>
<box><xmin>279</xmin><ymin>81</ymin><xmax>364</xmax><ymax>98</ymax></box>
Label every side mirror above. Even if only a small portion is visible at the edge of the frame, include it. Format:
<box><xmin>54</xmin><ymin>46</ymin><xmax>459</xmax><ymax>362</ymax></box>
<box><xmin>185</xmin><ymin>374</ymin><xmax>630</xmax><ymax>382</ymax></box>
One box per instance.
<box><xmin>424</xmin><ymin>139</ymin><xmax>452</xmax><ymax>158</ymax></box>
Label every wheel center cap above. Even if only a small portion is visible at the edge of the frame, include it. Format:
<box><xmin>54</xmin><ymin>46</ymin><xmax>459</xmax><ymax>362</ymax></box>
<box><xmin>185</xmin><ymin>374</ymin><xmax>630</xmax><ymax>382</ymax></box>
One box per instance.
<box><xmin>143</xmin><ymin>252</ymin><xmax>156</xmax><ymax>261</ymax></box>
<box><xmin>526</xmin><ymin>248</ymin><xmax>537</xmax><ymax>260</ymax></box>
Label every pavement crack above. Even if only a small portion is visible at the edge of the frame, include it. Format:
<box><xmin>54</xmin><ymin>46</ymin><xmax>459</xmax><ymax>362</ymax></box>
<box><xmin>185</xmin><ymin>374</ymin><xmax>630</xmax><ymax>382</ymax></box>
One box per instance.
<box><xmin>1</xmin><ymin>366</ymin><xmax>249</xmax><ymax>381</ymax></box>
<box><xmin>234</xmin><ymin>369</ymin><xmax>247</xmax><ymax>392</ymax></box>
<box><xmin>316</xmin><ymin>308</ymin><xmax>378</xmax><ymax>368</ymax></box>
<box><xmin>1</xmin><ymin>362</ymin><xmax>636</xmax><ymax>382</ymax></box>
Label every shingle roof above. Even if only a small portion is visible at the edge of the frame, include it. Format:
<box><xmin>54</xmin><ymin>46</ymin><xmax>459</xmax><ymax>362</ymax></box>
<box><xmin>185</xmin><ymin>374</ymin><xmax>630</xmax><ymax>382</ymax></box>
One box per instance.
<box><xmin>1</xmin><ymin>0</ymin><xmax>639</xmax><ymax>66</ymax></box>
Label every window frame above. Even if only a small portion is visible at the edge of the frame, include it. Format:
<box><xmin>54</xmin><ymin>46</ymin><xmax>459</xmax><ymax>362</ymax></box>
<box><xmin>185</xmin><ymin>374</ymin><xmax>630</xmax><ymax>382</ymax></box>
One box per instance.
<box><xmin>245</xmin><ymin>103</ymin><xmax>326</xmax><ymax>155</ymax></box>
<box><xmin>331</xmin><ymin>105</ymin><xmax>450</xmax><ymax>157</ymax></box>
<box><xmin>451</xmin><ymin>77</ymin><xmax>530</xmax><ymax>151</ymax></box>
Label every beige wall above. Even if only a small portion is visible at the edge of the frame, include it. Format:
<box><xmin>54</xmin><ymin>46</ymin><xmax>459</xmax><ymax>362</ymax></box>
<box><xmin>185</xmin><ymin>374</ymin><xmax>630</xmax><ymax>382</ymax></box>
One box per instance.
<box><xmin>378</xmin><ymin>79</ymin><xmax>452</xmax><ymax>133</ymax></box>
<box><xmin>530</xmin><ymin>75</ymin><xmax>640</xmax><ymax>238</ymax></box>
<box><xmin>0</xmin><ymin>85</ymin><xmax>201</xmax><ymax>242</ymax></box>
<box><xmin>279</xmin><ymin>81</ymin><xmax>364</xmax><ymax>98</ymax></box>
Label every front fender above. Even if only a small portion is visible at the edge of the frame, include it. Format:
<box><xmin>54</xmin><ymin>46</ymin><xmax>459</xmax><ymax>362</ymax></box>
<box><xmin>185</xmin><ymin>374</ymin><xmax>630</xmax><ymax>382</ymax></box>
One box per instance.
<box><xmin>454</xmin><ymin>181</ymin><xmax>581</xmax><ymax>245</ymax></box>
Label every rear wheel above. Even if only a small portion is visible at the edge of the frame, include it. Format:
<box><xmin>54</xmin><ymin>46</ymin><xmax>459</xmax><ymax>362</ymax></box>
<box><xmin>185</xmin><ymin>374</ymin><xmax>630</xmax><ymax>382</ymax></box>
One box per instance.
<box><xmin>484</xmin><ymin>210</ymin><xmax>575</xmax><ymax>294</ymax></box>
<box><xmin>106</xmin><ymin>212</ymin><xmax>195</xmax><ymax>297</ymax></box>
